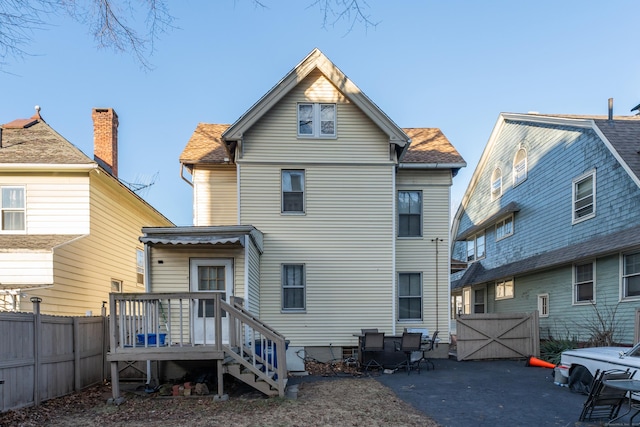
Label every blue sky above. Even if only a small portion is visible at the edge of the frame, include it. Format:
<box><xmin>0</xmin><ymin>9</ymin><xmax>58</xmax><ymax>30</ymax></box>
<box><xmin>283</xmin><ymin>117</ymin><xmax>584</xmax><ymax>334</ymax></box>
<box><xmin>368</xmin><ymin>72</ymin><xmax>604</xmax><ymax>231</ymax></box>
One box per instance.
<box><xmin>2</xmin><ymin>1</ymin><xmax>639</xmax><ymax>226</ymax></box>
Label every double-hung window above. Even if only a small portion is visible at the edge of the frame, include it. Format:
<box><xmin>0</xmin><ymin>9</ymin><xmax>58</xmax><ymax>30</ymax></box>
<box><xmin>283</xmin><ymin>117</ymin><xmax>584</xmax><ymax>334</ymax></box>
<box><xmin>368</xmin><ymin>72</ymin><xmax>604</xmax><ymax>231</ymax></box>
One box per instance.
<box><xmin>398</xmin><ymin>272</ymin><xmax>422</xmax><ymax>320</ymax></box>
<box><xmin>496</xmin><ymin>278</ymin><xmax>514</xmax><ymax>300</ymax></box>
<box><xmin>573</xmin><ymin>171</ymin><xmax>595</xmax><ymax>222</ymax></box>
<box><xmin>466</xmin><ymin>233</ymin><xmax>485</xmax><ymax>262</ymax></box>
<box><xmin>491</xmin><ymin>168</ymin><xmax>502</xmax><ymax>200</ymax></box>
<box><xmin>136</xmin><ymin>248</ymin><xmax>145</xmax><ymax>286</ymax></box>
<box><xmin>1</xmin><ymin>186</ymin><xmax>25</xmax><ymax>231</ymax></box>
<box><xmin>298</xmin><ymin>103</ymin><xmax>336</xmax><ymax>137</ymax></box>
<box><xmin>573</xmin><ymin>262</ymin><xmax>594</xmax><ymax>303</ymax></box>
<box><xmin>513</xmin><ymin>148</ymin><xmax>527</xmax><ymax>186</ymax></box>
<box><xmin>398</xmin><ymin>190</ymin><xmax>422</xmax><ymax>237</ymax></box>
<box><xmin>496</xmin><ymin>215</ymin><xmax>513</xmax><ymax>240</ymax></box>
<box><xmin>282</xmin><ymin>170</ymin><xmax>305</xmax><ymax>213</ymax></box>
<box><xmin>538</xmin><ymin>293</ymin><xmax>549</xmax><ymax>317</ymax></box>
<box><xmin>623</xmin><ymin>251</ymin><xmax>640</xmax><ymax>299</ymax></box>
<box><xmin>282</xmin><ymin>264</ymin><xmax>305</xmax><ymax>311</ymax></box>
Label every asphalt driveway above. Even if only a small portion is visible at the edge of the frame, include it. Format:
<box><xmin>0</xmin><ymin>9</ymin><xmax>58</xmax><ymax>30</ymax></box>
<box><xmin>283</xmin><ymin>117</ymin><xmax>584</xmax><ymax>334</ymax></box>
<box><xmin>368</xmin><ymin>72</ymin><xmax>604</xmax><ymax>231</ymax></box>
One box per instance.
<box><xmin>291</xmin><ymin>357</ymin><xmax>625</xmax><ymax>427</ymax></box>
<box><xmin>374</xmin><ymin>358</ymin><xmax>604</xmax><ymax>427</ymax></box>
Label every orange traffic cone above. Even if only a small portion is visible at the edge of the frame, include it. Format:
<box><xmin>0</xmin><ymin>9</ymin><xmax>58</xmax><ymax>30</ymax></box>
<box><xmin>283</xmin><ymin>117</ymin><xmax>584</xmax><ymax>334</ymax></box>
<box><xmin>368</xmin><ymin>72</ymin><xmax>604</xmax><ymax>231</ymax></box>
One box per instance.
<box><xmin>526</xmin><ymin>356</ymin><xmax>556</xmax><ymax>369</ymax></box>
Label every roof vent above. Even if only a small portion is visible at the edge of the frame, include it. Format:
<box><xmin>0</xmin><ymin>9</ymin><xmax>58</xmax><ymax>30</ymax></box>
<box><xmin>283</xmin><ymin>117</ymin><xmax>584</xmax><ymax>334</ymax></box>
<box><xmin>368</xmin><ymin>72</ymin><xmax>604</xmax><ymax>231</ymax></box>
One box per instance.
<box><xmin>608</xmin><ymin>98</ymin><xmax>613</xmax><ymax>121</ymax></box>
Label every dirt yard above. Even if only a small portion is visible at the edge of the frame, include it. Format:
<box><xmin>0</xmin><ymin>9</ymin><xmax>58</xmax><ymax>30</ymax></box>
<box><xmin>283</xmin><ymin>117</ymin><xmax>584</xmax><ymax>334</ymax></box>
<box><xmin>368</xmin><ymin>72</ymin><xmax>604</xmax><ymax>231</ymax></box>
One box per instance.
<box><xmin>0</xmin><ymin>378</ymin><xmax>439</xmax><ymax>427</ymax></box>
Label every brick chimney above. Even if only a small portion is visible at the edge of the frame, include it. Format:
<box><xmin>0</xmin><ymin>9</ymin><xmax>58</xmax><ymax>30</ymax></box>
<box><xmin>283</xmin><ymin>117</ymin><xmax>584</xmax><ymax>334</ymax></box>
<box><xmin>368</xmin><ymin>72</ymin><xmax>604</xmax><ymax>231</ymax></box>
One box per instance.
<box><xmin>92</xmin><ymin>108</ymin><xmax>118</xmax><ymax>177</ymax></box>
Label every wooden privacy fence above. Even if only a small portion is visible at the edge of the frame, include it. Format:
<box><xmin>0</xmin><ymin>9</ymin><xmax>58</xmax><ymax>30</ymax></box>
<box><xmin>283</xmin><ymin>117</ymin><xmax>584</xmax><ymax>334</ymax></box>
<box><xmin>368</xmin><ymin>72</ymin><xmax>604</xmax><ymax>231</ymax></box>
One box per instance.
<box><xmin>0</xmin><ymin>299</ymin><xmax>107</xmax><ymax>412</ymax></box>
<box><xmin>455</xmin><ymin>311</ymin><xmax>540</xmax><ymax>361</ymax></box>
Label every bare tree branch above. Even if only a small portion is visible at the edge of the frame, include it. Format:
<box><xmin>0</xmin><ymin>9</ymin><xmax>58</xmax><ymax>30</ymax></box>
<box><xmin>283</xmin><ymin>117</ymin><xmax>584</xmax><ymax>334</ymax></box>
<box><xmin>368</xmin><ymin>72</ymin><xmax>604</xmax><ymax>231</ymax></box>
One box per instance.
<box><xmin>308</xmin><ymin>0</ymin><xmax>378</xmax><ymax>34</ymax></box>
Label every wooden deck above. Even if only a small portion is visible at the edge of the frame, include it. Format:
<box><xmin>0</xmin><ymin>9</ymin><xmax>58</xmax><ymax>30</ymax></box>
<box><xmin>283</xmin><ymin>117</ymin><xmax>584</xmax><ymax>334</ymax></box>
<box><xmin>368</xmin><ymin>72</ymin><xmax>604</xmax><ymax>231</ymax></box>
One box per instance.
<box><xmin>107</xmin><ymin>292</ymin><xmax>288</xmax><ymax>399</ymax></box>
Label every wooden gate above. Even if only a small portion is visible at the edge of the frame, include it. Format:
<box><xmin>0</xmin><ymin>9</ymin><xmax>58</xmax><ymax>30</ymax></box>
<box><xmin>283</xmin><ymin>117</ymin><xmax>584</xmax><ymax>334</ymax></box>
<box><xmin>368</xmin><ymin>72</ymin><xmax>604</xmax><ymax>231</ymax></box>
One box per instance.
<box><xmin>455</xmin><ymin>312</ymin><xmax>540</xmax><ymax>361</ymax></box>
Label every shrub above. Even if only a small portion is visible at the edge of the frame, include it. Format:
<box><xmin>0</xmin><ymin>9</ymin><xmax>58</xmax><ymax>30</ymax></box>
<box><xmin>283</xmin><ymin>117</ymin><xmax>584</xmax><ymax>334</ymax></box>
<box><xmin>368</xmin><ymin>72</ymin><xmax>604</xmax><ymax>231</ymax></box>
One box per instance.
<box><xmin>540</xmin><ymin>337</ymin><xmax>579</xmax><ymax>365</ymax></box>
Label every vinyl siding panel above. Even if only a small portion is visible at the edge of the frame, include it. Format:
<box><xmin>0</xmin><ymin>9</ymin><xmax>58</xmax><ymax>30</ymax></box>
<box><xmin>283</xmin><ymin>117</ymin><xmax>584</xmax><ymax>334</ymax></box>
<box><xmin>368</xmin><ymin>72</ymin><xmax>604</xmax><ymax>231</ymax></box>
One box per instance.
<box><xmin>0</xmin><ymin>252</ymin><xmax>54</xmax><ymax>284</ymax></box>
<box><xmin>193</xmin><ymin>166</ymin><xmax>237</xmax><ymax>226</ymax></box>
<box><xmin>240</xmin><ymin>69</ymin><xmax>392</xmax><ymax>165</ymax></box>
<box><xmin>241</xmin><ymin>163</ymin><xmax>395</xmax><ymax>347</ymax></box>
<box><xmin>0</xmin><ymin>173</ymin><xmax>90</xmax><ymax>235</ymax></box>
<box><xmin>24</xmin><ymin>172</ymin><xmax>172</xmax><ymax>316</ymax></box>
<box><xmin>396</xmin><ymin>170</ymin><xmax>452</xmax><ymax>337</ymax></box>
<box><xmin>148</xmin><ymin>246</ymin><xmax>245</xmax><ymax>296</ymax></box>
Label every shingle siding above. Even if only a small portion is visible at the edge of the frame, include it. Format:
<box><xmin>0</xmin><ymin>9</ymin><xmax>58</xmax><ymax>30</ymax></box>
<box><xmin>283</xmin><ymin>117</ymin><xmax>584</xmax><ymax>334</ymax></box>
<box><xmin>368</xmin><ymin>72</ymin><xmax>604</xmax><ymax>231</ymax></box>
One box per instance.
<box><xmin>453</xmin><ymin>114</ymin><xmax>640</xmax><ymax>344</ymax></box>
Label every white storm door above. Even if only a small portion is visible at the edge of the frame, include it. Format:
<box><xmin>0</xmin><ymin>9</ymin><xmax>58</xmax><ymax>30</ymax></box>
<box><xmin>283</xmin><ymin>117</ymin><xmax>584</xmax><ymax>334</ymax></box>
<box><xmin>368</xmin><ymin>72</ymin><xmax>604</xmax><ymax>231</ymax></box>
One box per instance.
<box><xmin>190</xmin><ymin>258</ymin><xmax>233</xmax><ymax>345</ymax></box>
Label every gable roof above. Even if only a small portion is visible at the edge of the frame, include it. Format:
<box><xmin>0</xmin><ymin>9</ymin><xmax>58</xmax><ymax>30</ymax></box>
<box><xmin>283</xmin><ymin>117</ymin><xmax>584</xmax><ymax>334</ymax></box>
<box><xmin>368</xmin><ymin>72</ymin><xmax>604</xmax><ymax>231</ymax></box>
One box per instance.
<box><xmin>221</xmin><ymin>48</ymin><xmax>410</xmax><ymax>149</ymax></box>
<box><xmin>0</xmin><ymin>112</ymin><xmax>94</xmax><ymax>168</ymax></box>
<box><xmin>452</xmin><ymin>112</ymin><xmax>640</xmax><ymax>239</ymax></box>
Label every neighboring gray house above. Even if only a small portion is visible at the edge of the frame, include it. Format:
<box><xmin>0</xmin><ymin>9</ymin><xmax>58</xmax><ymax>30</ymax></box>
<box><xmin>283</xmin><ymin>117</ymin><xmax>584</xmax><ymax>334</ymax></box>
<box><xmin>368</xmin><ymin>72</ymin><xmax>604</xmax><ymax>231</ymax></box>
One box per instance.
<box><xmin>451</xmin><ymin>107</ymin><xmax>640</xmax><ymax>345</ymax></box>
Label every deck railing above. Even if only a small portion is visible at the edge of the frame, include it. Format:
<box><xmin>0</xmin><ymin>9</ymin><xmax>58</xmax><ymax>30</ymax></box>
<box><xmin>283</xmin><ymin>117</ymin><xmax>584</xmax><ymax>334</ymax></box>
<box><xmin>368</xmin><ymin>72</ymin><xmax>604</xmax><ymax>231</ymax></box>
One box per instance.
<box><xmin>107</xmin><ymin>292</ymin><xmax>287</xmax><ymax>397</ymax></box>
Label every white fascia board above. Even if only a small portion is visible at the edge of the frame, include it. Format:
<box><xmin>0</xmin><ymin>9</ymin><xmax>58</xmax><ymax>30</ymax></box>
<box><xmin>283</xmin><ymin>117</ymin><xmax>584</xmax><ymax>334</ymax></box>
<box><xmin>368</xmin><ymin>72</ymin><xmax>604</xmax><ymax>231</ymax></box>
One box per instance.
<box><xmin>223</xmin><ymin>49</ymin><xmax>409</xmax><ymax>146</ymax></box>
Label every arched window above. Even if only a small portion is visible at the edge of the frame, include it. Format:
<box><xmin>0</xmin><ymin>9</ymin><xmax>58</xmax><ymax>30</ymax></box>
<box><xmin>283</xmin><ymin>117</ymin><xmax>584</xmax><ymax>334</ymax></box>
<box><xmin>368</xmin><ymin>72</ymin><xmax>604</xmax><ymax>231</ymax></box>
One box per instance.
<box><xmin>513</xmin><ymin>148</ymin><xmax>527</xmax><ymax>186</ymax></box>
<box><xmin>491</xmin><ymin>168</ymin><xmax>502</xmax><ymax>200</ymax></box>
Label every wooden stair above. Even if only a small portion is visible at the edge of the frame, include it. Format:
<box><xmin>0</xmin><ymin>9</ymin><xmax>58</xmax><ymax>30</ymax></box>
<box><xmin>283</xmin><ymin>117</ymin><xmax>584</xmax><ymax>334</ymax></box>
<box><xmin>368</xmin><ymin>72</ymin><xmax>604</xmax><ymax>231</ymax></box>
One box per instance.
<box><xmin>222</xmin><ymin>350</ymin><xmax>288</xmax><ymax>397</ymax></box>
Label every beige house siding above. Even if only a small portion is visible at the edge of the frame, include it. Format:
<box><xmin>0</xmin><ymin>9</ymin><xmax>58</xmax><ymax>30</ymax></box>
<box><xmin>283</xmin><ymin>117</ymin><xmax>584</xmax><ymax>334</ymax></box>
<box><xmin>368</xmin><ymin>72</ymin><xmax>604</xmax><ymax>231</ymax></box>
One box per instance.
<box><xmin>193</xmin><ymin>166</ymin><xmax>238</xmax><ymax>226</ymax></box>
<box><xmin>395</xmin><ymin>169</ymin><xmax>452</xmax><ymax>340</ymax></box>
<box><xmin>0</xmin><ymin>173</ymin><xmax>90</xmax><ymax>235</ymax></box>
<box><xmin>23</xmin><ymin>172</ymin><xmax>172</xmax><ymax>316</ymax></box>
<box><xmin>0</xmin><ymin>252</ymin><xmax>54</xmax><ymax>284</ymax></box>
<box><xmin>239</xmin><ymin>70</ymin><xmax>392</xmax><ymax>164</ymax></box>
<box><xmin>240</xmin><ymin>163</ymin><xmax>395</xmax><ymax>347</ymax></box>
<box><xmin>246</xmin><ymin>237</ymin><xmax>261</xmax><ymax>316</ymax></box>
<box><xmin>147</xmin><ymin>245</ymin><xmax>246</xmax><ymax>341</ymax></box>
<box><xmin>148</xmin><ymin>246</ymin><xmax>245</xmax><ymax>296</ymax></box>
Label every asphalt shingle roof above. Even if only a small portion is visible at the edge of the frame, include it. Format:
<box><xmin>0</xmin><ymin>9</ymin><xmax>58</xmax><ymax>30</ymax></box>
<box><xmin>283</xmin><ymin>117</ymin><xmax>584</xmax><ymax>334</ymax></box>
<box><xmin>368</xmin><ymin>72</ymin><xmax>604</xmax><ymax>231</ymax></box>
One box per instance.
<box><xmin>452</xmin><ymin>224</ymin><xmax>640</xmax><ymax>290</ymax></box>
<box><xmin>180</xmin><ymin>125</ymin><xmax>465</xmax><ymax>166</ymax></box>
<box><xmin>0</xmin><ymin>115</ymin><xmax>93</xmax><ymax>165</ymax></box>
<box><xmin>0</xmin><ymin>234</ymin><xmax>83</xmax><ymax>252</ymax></box>
<box><xmin>180</xmin><ymin>123</ymin><xmax>232</xmax><ymax>165</ymax></box>
<box><xmin>401</xmin><ymin>128</ymin><xmax>465</xmax><ymax>165</ymax></box>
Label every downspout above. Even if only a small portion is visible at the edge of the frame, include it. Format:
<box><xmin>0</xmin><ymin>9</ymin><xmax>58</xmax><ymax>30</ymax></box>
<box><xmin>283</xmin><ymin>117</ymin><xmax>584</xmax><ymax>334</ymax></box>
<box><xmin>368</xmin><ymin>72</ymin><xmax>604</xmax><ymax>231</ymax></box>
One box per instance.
<box><xmin>392</xmin><ymin>166</ymin><xmax>397</xmax><ymax>336</ymax></box>
<box><xmin>180</xmin><ymin>163</ymin><xmax>193</xmax><ymax>187</ymax></box>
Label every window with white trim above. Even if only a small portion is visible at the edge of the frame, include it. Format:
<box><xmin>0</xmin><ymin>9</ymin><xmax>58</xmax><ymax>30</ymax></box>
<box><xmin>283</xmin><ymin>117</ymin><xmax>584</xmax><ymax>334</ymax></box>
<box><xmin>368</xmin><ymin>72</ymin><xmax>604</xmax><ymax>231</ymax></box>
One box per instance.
<box><xmin>111</xmin><ymin>279</ymin><xmax>122</xmax><ymax>293</ymax></box>
<box><xmin>398</xmin><ymin>190</ymin><xmax>422</xmax><ymax>237</ymax></box>
<box><xmin>496</xmin><ymin>278</ymin><xmax>514</xmax><ymax>300</ymax></box>
<box><xmin>573</xmin><ymin>171</ymin><xmax>595</xmax><ymax>222</ymax></box>
<box><xmin>298</xmin><ymin>103</ymin><xmax>336</xmax><ymax>137</ymax></box>
<box><xmin>282</xmin><ymin>170</ymin><xmax>305</xmax><ymax>213</ymax></box>
<box><xmin>496</xmin><ymin>215</ymin><xmax>514</xmax><ymax>240</ymax></box>
<box><xmin>491</xmin><ymin>168</ymin><xmax>502</xmax><ymax>200</ymax></box>
<box><xmin>466</xmin><ymin>233</ymin><xmax>485</xmax><ymax>262</ymax></box>
<box><xmin>538</xmin><ymin>293</ymin><xmax>549</xmax><ymax>317</ymax></box>
<box><xmin>513</xmin><ymin>148</ymin><xmax>527</xmax><ymax>186</ymax></box>
<box><xmin>573</xmin><ymin>262</ymin><xmax>594</xmax><ymax>303</ymax></box>
<box><xmin>282</xmin><ymin>264</ymin><xmax>305</xmax><ymax>310</ymax></box>
<box><xmin>1</xmin><ymin>186</ymin><xmax>25</xmax><ymax>231</ymax></box>
<box><xmin>473</xmin><ymin>288</ymin><xmax>486</xmax><ymax>313</ymax></box>
<box><xmin>623</xmin><ymin>251</ymin><xmax>640</xmax><ymax>299</ymax></box>
<box><xmin>398</xmin><ymin>272</ymin><xmax>422</xmax><ymax>320</ymax></box>
<box><xmin>136</xmin><ymin>248</ymin><xmax>144</xmax><ymax>285</ymax></box>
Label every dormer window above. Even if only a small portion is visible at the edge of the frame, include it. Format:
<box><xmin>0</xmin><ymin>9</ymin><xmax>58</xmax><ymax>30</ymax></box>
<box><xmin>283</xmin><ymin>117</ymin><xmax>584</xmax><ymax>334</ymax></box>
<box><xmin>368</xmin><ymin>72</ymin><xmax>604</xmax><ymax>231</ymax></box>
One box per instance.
<box><xmin>298</xmin><ymin>103</ymin><xmax>336</xmax><ymax>137</ymax></box>
<box><xmin>513</xmin><ymin>148</ymin><xmax>527</xmax><ymax>186</ymax></box>
<box><xmin>491</xmin><ymin>168</ymin><xmax>502</xmax><ymax>200</ymax></box>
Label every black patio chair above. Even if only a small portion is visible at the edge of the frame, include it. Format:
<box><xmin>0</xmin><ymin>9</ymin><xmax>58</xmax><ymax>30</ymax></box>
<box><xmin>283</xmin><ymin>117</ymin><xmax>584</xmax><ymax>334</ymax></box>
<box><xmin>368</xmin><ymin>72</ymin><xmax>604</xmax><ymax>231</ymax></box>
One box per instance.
<box><xmin>394</xmin><ymin>332</ymin><xmax>423</xmax><ymax>375</ymax></box>
<box><xmin>362</xmin><ymin>332</ymin><xmax>385</xmax><ymax>372</ymax></box>
<box><xmin>579</xmin><ymin>368</ymin><xmax>635</xmax><ymax>422</ymax></box>
<box><xmin>419</xmin><ymin>330</ymin><xmax>439</xmax><ymax>371</ymax></box>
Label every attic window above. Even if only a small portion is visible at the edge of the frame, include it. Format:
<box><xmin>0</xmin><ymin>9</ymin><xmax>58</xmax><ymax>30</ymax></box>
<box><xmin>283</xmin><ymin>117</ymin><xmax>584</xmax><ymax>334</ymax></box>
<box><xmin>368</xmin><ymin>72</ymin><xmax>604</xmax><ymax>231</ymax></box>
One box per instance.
<box><xmin>298</xmin><ymin>103</ymin><xmax>336</xmax><ymax>138</ymax></box>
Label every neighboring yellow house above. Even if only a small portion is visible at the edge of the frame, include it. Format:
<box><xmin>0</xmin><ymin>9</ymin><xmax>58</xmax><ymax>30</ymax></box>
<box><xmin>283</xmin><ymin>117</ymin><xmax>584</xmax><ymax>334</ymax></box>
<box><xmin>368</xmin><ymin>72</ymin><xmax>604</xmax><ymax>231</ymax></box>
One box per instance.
<box><xmin>142</xmin><ymin>48</ymin><xmax>465</xmax><ymax>362</ymax></box>
<box><xmin>0</xmin><ymin>107</ymin><xmax>173</xmax><ymax>316</ymax></box>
